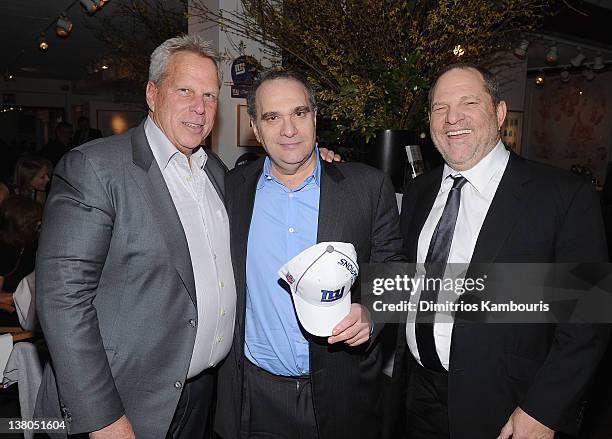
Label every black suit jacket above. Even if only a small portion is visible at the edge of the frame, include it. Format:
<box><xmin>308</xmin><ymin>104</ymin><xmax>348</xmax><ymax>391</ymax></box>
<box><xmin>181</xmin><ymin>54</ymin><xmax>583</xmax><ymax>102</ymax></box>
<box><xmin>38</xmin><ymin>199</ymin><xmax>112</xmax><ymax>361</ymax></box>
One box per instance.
<box><xmin>216</xmin><ymin>158</ymin><xmax>403</xmax><ymax>439</ymax></box>
<box><xmin>394</xmin><ymin>151</ymin><xmax>609</xmax><ymax>438</ymax></box>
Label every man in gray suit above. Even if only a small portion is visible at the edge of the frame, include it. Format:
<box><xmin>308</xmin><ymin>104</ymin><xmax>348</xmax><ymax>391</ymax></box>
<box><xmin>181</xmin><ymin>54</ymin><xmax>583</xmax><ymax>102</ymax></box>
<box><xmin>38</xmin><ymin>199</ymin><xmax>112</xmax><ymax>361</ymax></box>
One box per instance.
<box><xmin>35</xmin><ymin>35</ymin><xmax>235</xmax><ymax>439</ymax></box>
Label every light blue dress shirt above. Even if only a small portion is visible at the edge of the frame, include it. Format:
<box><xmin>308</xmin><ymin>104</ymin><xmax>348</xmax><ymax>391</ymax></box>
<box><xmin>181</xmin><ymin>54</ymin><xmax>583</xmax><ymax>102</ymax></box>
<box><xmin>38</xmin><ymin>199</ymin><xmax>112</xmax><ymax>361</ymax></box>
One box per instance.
<box><xmin>244</xmin><ymin>152</ymin><xmax>321</xmax><ymax>376</ymax></box>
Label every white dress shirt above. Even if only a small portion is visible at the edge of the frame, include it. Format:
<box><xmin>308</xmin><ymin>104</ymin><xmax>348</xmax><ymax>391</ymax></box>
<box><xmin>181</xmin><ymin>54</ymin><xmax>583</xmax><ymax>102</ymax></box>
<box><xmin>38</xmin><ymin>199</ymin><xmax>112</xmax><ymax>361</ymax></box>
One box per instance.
<box><xmin>406</xmin><ymin>141</ymin><xmax>509</xmax><ymax>370</ymax></box>
<box><xmin>145</xmin><ymin>117</ymin><xmax>236</xmax><ymax>378</ymax></box>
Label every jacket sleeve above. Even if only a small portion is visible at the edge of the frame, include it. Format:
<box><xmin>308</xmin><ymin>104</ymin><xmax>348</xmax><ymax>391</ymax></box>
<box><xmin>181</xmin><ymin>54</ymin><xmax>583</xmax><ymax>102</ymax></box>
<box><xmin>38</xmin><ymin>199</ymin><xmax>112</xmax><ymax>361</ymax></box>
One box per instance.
<box><xmin>36</xmin><ymin>150</ymin><xmax>125</xmax><ymax>434</ymax></box>
<box><xmin>521</xmin><ymin>179</ymin><xmax>611</xmax><ymax>434</ymax></box>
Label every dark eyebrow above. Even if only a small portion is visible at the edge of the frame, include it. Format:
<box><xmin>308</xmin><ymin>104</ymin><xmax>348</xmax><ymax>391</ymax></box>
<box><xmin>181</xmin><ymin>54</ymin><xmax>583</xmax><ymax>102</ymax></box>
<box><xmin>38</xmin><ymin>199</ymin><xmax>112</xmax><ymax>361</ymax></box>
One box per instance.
<box><xmin>293</xmin><ymin>106</ymin><xmax>311</xmax><ymax>114</ymax></box>
<box><xmin>261</xmin><ymin>111</ymin><xmax>279</xmax><ymax>120</ymax></box>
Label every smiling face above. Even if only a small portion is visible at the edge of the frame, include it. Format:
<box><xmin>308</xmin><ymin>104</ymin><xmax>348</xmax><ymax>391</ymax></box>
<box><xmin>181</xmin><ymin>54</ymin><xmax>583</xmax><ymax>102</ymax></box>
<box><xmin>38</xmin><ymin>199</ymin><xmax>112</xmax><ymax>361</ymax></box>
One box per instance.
<box><xmin>251</xmin><ymin>78</ymin><xmax>317</xmax><ymax>181</ymax></box>
<box><xmin>429</xmin><ymin>67</ymin><xmax>506</xmax><ymax>171</ymax></box>
<box><xmin>145</xmin><ymin>51</ymin><xmax>219</xmax><ymax>156</ymax></box>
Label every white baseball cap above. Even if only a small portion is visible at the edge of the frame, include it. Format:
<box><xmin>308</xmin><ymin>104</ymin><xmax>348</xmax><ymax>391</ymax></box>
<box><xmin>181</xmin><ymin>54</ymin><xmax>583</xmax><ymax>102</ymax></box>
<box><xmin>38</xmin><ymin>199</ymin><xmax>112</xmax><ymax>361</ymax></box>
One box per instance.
<box><xmin>278</xmin><ymin>242</ymin><xmax>359</xmax><ymax>337</ymax></box>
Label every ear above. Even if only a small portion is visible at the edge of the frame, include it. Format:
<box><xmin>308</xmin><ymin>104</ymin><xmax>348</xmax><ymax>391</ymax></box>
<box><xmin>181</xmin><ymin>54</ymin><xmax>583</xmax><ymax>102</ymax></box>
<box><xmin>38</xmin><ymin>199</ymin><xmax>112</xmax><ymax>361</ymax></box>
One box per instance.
<box><xmin>251</xmin><ymin>118</ymin><xmax>262</xmax><ymax>144</ymax></box>
<box><xmin>145</xmin><ymin>81</ymin><xmax>157</xmax><ymax>112</ymax></box>
<box><xmin>496</xmin><ymin>100</ymin><xmax>507</xmax><ymax>129</ymax></box>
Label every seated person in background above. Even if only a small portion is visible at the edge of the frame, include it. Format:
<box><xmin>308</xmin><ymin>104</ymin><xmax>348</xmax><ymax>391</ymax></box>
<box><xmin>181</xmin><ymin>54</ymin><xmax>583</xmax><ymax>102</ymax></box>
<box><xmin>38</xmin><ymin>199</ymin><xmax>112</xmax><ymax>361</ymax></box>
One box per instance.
<box><xmin>0</xmin><ymin>196</ymin><xmax>42</xmax><ymax>326</ymax></box>
<box><xmin>0</xmin><ymin>156</ymin><xmax>52</xmax><ymax>205</ymax></box>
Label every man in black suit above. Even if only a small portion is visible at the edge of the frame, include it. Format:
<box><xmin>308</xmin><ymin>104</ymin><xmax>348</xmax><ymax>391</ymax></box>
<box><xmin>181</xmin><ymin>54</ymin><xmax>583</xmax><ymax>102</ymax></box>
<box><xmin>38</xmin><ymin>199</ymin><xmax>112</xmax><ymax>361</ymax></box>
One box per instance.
<box><xmin>395</xmin><ymin>63</ymin><xmax>609</xmax><ymax>439</ymax></box>
<box><xmin>215</xmin><ymin>70</ymin><xmax>403</xmax><ymax>439</ymax></box>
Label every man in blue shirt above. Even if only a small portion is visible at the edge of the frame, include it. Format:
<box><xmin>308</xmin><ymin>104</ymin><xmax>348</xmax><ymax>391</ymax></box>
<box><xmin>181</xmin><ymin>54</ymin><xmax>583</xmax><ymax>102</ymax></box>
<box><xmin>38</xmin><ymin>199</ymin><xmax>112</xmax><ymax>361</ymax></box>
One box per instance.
<box><xmin>216</xmin><ymin>70</ymin><xmax>403</xmax><ymax>439</ymax></box>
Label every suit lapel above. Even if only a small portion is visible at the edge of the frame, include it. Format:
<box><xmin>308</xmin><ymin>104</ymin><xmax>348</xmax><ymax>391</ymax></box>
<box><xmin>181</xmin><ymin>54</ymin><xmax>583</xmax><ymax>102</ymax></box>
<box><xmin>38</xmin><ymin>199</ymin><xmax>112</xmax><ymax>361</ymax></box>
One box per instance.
<box><xmin>471</xmin><ymin>152</ymin><xmax>533</xmax><ymax>263</ymax></box>
<box><xmin>316</xmin><ymin>161</ymin><xmax>346</xmax><ymax>243</ymax></box>
<box><xmin>128</xmin><ymin>123</ymin><xmax>197</xmax><ymax>306</ymax></box>
<box><xmin>231</xmin><ymin>159</ymin><xmax>263</xmax><ymax>341</ymax></box>
<box><xmin>404</xmin><ymin>168</ymin><xmax>443</xmax><ymax>260</ymax></box>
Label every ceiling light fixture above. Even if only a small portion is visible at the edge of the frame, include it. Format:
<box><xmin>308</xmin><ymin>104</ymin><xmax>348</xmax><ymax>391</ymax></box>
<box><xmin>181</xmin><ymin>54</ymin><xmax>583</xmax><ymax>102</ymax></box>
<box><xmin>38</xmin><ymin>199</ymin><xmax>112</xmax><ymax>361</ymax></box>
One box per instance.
<box><xmin>535</xmin><ymin>73</ymin><xmax>545</xmax><ymax>86</ymax></box>
<box><xmin>56</xmin><ymin>13</ymin><xmax>73</xmax><ymax>37</ymax></box>
<box><xmin>38</xmin><ymin>33</ymin><xmax>49</xmax><ymax>50</ymax></box>
<box><xmin>514</xmin><ymin>39</ymin><xmax>530</xmax><ymax>59</ymax></box>
<box><xmin>571</xmin><ymin>49</ymin><xmax>585</xmax><ymax>67</ymax></box>
<box><xmin>80</xmin><ymin>0</ymin><xmax>104</xmax><ymax>14</ymax></box>
<box><xmin>545</xmin><ymin>45</ymin><xmax>558</xmax><ymax>65</ymax></box>
<box><xmin>560</xmin><ymin>69</ymin><xmax>570</xmax><ymax>83</ymax></box>
<box><xmin>583</xmin><ymin>67</ymin><xmax>595</xmax><ymax>81</ymax></box>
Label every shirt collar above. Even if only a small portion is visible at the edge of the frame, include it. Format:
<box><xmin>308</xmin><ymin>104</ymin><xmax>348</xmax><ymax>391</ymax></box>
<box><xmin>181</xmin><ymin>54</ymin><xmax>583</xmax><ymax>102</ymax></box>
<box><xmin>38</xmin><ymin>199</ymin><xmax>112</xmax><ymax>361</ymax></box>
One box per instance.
<box><xmin>144</xmin><ymin>116</ymin><xmax>208</xmax><ymax>171</ymax></box>
<box><xmin>257</xmin><ymin>145</ymin><xmax>321</xmax><ymax>190</ymax></box>
<box><xmin>442</xmin><ymin>140</ymin><xmax>508</xmax><ymax>194</ymax></box>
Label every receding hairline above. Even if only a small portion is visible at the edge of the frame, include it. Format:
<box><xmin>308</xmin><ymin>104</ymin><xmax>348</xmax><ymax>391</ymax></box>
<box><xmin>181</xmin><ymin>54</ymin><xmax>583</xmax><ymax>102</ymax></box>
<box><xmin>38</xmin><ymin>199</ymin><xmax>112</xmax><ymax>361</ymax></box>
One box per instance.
<box><xmin>253</xmin><ymin>77</ymin><xmax>314</xmax><ymax>116</ymax></box>
<box><xmin>156</xmin><ymin>50</ymin><xmax>219</xmax><ymax>84</ymax></box>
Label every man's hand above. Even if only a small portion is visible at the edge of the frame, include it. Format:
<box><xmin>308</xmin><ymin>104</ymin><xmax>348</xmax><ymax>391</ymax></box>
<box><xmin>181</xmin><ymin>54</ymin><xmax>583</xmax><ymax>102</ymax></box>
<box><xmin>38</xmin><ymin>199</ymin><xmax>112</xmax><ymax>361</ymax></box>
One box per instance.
<box><xmin>89</xmin><ymin>415</ymin><xmax>135</xmax><ymax>439</ymax></box>
<box><xmin>497</xmin><ymin>407</ymin><xmax>554</xmax><ymax>439</ymax></box>
<box><xmin>318</xmin><ymin>147</ymin><xmax>342</xmax><ymax>163</ymax></box>
<box><xmin>328</xmin><ymin>304</ymin><xmax>371</xmax><ymax>346</ymax></box>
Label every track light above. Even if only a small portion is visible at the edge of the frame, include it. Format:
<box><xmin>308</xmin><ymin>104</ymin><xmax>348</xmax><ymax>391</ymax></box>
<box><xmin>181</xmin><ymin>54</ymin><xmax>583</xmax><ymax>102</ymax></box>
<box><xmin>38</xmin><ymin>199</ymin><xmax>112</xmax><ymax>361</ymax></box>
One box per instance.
<box><xmin>545</xmin><ymin>45</ymin><xmax>558</xmax><ymax>65</ymax></box>
<box><xmin>583</xmin><ymin>67</ymin><xmax>595</xmax><ymax>81</ymax></box>
<box><xmin>535</xmin><ymin>73</ymin><xmax>545</xmax><ymax>86</ymax></box>
<box><xmin>560</xmin><ymin>69</ymin><xmax>570</xmax><ymax>83</ymax></box>
<box><xmin>571</xmin><ymin>50</ymin><xmax>585</xmax><ymax>68</ymax></box>
<box><xmin>80</xmin><ymin>0</ymin><xmax>104</xmax><ymax>13</ymax></box>
<box><xmin>38</xmin><ymin>33</ymin><xmax>49</xmax><ymax>50</ymax></box>
<box><xmin>514</xmin><ymin>40</ymin><xmax>530</xmax><ymax>59</ymax></box>
<box><xmin>56</xmin><ymin>13</ymin><xmax>73</xmax><ymax>37</ymax></box>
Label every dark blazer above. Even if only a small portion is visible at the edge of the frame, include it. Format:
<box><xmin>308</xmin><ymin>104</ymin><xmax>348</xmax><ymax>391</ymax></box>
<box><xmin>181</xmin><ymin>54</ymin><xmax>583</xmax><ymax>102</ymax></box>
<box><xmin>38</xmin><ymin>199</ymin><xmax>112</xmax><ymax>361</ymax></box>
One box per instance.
<box><xmin>34</xmin><ymin>121</ymin><xmax>226</xmax><ymax>438</ymax></box>
<box><xmin>393</xmin><ymin>150</ymin><xmax>610</xmax><ymax>438</ymax></box>
<box><xmin>216</xmin><ymin>158</ymin><xmax>404</xmax><ymax>439</ymax></box>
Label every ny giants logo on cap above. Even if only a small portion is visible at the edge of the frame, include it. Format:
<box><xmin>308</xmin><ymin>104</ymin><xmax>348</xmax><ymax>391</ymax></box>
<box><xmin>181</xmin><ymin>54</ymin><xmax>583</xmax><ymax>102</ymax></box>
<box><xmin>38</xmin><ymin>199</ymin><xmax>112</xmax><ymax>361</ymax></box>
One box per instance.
<box><xmin>320</xmin><ymin>286</ymin><xmax>345</xmax><ymax>303</ymax></box>
<box><xmin>285</xmin><ymin>273</ymin><xmax>295</xmax><ymax>284</ymax></box>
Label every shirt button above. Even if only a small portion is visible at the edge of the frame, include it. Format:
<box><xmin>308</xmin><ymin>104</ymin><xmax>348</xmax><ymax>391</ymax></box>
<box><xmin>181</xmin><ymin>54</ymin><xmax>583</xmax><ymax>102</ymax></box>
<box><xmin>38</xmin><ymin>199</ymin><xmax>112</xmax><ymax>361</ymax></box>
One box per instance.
<box><xmin>217</xmin><ymin>336</ymin><xmax>223</xmax><ymax>343</ymax></box>
<box><xmin>189</xmin><ymin>319</ymin><xmax>196</xmax><ymax>328</ymax></box>
<box><xmin>288</xmin><ymin>193</ymin><xmax>294</xmax><ymax>198</ymax></box>
<box><xmin>288</xmin><ymin>227</ymin><xmax>295</xmax><ymax>233</ymax></box>
<box><xmin>220</xmin><ymin>308</ymin><xmax>226</xmax><ymax>316</ymax></box>
<box><xmin>208</xmin><ymin>362</ymin><xmax>215</xmax><ymax>367</ymax></box>
<box><xmin>219</xmin><ymin>281</ymin><xmax>224</xmax><ymax>288</ymax></box>
<box><xmin>174</xmin><ymin>381</ymin><xmax>183</xmax><ymax>390</ymax></box>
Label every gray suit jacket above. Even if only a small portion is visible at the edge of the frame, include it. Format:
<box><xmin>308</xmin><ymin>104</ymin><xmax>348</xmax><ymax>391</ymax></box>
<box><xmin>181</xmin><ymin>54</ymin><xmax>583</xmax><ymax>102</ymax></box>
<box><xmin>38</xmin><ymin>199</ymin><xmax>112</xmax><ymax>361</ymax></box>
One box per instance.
<box><xmin>34</xmin><ymin>121</ymin><xmax>226</xmax><ymax>438</ymax></box>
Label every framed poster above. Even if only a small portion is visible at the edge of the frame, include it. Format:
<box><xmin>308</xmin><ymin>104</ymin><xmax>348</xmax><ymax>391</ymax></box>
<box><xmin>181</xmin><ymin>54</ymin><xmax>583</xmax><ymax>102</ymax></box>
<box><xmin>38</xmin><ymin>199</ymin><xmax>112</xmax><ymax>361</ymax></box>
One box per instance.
<box><xmin>237</xmin><ymin>104</ymin><xmax>261</xmax><ymax>147</ymax></box>
<box><xmin>501</xmin><ymin>110</ymin><xmax>523</xmax><ymax>155</ymax></box>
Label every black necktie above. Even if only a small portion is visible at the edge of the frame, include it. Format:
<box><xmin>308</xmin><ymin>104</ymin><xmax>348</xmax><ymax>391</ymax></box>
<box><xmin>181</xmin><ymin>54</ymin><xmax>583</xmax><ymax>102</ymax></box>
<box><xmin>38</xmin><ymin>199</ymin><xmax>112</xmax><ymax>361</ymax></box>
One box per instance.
<box><xmin>416</xmin><ymin>175</ymin><xmax>467</xmax><ymax>372</ymax></box>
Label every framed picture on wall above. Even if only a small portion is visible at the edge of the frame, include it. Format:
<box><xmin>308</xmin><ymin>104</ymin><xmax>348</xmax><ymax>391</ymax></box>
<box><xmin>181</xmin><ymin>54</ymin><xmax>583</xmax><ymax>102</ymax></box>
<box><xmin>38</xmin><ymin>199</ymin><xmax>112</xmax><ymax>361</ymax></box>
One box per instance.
<box><xmin>237</xmin><ymin>104</ymin><xmax>261</xmax><ymax>147</ymax></box>
<box><xmin>501</xmin><ymin>110</ymin><xmax>523</xmax><ymax>155</ymax></box>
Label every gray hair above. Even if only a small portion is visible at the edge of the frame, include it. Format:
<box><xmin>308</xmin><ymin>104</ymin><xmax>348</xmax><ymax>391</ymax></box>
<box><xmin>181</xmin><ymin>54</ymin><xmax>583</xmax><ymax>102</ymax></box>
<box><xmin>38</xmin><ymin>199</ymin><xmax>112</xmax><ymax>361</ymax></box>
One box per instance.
<box><xmin>428</xmin><ymin>63</ymin><xmax>502</xmax><ymax>110</ymax></box>
<box><xmin>246</xmin><ymin>69</ymin><xmax>317</xmax><ymax>120</ymax></box>
<box><xmin>149</xmin><ymin>34</ymin><xmax>221</xmax><ymax>87</ymax></box>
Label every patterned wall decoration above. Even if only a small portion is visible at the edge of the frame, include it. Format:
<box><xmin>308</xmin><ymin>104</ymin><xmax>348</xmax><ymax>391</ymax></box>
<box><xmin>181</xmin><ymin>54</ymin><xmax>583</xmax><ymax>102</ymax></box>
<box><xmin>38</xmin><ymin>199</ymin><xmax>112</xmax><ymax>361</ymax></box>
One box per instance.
<box><xmin>527</xmin><ymin>72</ymin><xmax>612</xmax><ymax>184</ymax></box>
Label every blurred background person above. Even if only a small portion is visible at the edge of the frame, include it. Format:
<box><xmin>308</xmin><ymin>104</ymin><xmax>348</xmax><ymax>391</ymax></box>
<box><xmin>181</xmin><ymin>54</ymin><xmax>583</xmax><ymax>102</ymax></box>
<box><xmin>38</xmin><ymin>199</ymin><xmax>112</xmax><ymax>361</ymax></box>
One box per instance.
<box><xmin>0</xmin><ymin>156</ymin><xmax>52</xmax><ymax>205</ymax></box>
<box><xmin>41</xmin><ymin>121</ymin><xmax>74</xmax><ymax>166</ymax></box>
<box><xmin>0</xmin><ymin>195</ymin><xmax>42</xmax><ymax>326</ymax></box>
<box><xmin>73</xmin><ymin>116</ymin><xmax>103</xmax><ymax>147</ymax></box>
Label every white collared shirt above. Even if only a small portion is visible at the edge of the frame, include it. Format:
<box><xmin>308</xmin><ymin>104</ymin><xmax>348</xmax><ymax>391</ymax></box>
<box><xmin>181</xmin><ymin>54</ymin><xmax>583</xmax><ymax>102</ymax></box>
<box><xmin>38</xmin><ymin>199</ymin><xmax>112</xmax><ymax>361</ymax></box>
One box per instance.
<box><xmin>145</xmin><ymin>117</ymin><xmax>236</xmax><ymax>378</ymax></box>
<box><xmin>406</xmin><ymin>141</ymin><xmax>509</xmax><ymax>370</ymax></box>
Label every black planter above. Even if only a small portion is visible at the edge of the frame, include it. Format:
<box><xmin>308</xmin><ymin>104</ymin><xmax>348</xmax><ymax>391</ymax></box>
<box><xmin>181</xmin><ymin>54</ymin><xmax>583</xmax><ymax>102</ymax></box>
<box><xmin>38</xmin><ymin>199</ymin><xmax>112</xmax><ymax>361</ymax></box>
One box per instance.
<box><xmin>367</xmin><ymin>129</ymin><xmax>416</xmax><ymax>192</ymax></box>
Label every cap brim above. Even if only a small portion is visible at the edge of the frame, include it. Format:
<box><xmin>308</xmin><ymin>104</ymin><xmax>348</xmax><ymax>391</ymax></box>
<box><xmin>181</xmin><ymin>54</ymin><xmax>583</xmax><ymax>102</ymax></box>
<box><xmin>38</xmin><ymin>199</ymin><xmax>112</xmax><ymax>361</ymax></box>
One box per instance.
<box><xmin>292</xmin><ymin>289</ymin><xmax>352</xmax><ymax>337</ymax></box>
